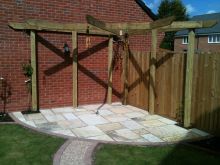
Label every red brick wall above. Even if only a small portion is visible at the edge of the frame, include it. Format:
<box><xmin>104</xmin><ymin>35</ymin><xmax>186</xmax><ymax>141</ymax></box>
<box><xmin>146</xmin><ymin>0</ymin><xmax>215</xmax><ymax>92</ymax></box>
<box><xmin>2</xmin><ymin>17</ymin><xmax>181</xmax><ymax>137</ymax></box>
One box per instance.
<box><xmin>0</xmin><ymin>0</ymin><xmax>160</xmax><ymax>112</ymax></box>
<box><xmin>175</xmin><ymin>36</ymin><xmax>220</xmax><ymax>52</ymax></box>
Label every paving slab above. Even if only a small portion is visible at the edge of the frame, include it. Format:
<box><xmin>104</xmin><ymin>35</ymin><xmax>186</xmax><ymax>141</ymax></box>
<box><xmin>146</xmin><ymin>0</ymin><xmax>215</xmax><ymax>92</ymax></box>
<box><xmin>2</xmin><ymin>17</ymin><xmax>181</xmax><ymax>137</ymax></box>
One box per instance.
<box><xmin>12</xmin><ymin>112</ymin><xmax>26</xmax><ymax>122</ymax></box>
<box><xmin>96</xmin><ymin>122</ymin><xmax>124</xmax><ymax>132</ymax></box>
<box><xmin>162</xmin><ymin>133</ymin><xmax>199</xmax><ymax>142</ymax></box>
<box><xmin>73</xmin><ymin>110</ymin><xmax>96</xmax><ymax>116</ymax></box>
<box><xmin>40</xmin><ymin>109</ymin><xmax>54</xmax><ymax>116</ymax></box>
<box><xmin>25</xmin><ymin>113</ymin><xmax>45</xmax><ymax>120</ymax></box>
<box><xmin>72</xmin><ymin>126</ymin><xmax>105</xmax><ymax>138</ymax></box>
<box><xmin>44</xmin><ymin>114</ymin><xmax>65</xmax><ymax>122</ymax></box>
<box><xmin>158</xmin><ymin>118</ymin><xmax>177</xmax><ymax>125</ymax></box>
<box><xmin>140</xmin><ymin>119</ymin><xmax>167</xmax><ymax>127</ymax></box>
<box><xmin>110</xmin><ymin>107</ymin><xmax>132</xmax><ymax>114</ymax></box>
<box><xmin>88</xmin><ymin>134</ymin><xmax>114</xmax><ymax>141</ymax></box>
<box><xmin>142</xmin><ymin>134</ymin><xmax>164</xmax><ymax>142</ymax></box>
<box><xmin>23</xmin><ymin>120</ymin><xmax>36</xmax><ymax>127</ymax></box>
<box><xmin>36</xmin><ymin>122</ymin><xmax>62</xmax><ymax>131</ymax></box>
<box><xmin>189</xmin><ymin>128</ymin><xmax>210</xmax><ymax>136</ymax></box>
<box><xmin>33</xmin><ymin>118</ymin><xmax>48</xmax><ymax>124</ymax></box>
<box><xmin>125</xmin><ymin>112</ymin><xmax>146</xmax><ymax>118</ymax></box>
<box><xmin>52</xmin><ymin>107</ymin><xmax>74</xmax><ymax>114</ymax></box>
<box><xmin>120</xmin><ymin>120</ymin><xmax>144</xmax><ymax>130</ymax></box>
<box><xmin>78</xmin><ymin>114</ymin><xmax>109</xmax><ymax>125</ymax></box>
<box><xmin>114</xmin><ymin>129</ymin><xmax>140</xmax><ymax>140</ymax></box>
<box><xmin>67</xmin><ymin>120</ymin><xmax>87</xmax><ymax>129</ymax></box>
<box><xmin>145</xmin><ymin>125</ymin><xmax>189</xmax><ymax>139</ymax></box>
<box><xmin>133</xmin><ymin>128</ymin><xmax>149</xmax><ymax>135</ymax></box>
<box><xmin>107</xmin><ymin>131</ymin><xmax>130</xmax><ymax>142</ymax></box>
<box><xmin>97</xmin><ymin>109</ymin><xmax>114</xmax><ymax>116</ymax></box>
<box><xmin>104</xmin><ymin>114</ymin><xmax>130</xmax><ymax>122</ymax></box>
<box><xmin>52</xmin><ymin>129</ymin><xmax>76</xmax><ymax>137</ymax></box>
<box><xmin>63</xmin><ymin>113</ymin><xmax>78</xmax><ymax>121</ymax></box>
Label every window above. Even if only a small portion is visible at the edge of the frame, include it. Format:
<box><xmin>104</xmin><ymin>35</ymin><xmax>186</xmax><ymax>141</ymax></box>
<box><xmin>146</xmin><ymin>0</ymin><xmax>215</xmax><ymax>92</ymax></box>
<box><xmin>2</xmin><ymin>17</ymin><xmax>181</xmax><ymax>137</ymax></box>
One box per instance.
<box><xmin>182</xmin><ymin>36</ymin><xmax>188</xmax><ymax>44</ymax></box>
<box><xmin>208</xmin><ymin>34</ymin><xmax>220</xmax><ymax>43</ymax></box>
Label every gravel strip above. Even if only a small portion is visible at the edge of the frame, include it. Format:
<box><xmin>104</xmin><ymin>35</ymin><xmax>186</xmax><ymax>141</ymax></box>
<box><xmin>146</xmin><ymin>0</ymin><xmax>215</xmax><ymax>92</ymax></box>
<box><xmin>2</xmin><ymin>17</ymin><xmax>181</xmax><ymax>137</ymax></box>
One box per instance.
<box><xmin>60</xmin><ymin>140</ymin><xmax>98</xmax><ymax>165</ymax></box>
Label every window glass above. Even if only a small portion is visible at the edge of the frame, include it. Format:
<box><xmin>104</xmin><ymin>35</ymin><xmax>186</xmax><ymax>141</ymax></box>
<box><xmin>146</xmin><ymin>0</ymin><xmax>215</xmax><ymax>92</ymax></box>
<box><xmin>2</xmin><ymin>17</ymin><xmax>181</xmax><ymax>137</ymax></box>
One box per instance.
<box><xmin>182</xmin><ymin>36</ymin><xmax>188</xmax><ymax>44</ymax></box>
<box><xmin>208</xmin><ymin>34</ymin><xmax>220</xmax><ymax>43</ymax></box>
<box><xmin>217</xmin><ymin>35</ymin><xmax>220</xmax><ymax>42</ymax></box>
<box><xmin>213</xmin><ymin>35</ymin><xmax>217</xmax><ymax>42</ymax></box>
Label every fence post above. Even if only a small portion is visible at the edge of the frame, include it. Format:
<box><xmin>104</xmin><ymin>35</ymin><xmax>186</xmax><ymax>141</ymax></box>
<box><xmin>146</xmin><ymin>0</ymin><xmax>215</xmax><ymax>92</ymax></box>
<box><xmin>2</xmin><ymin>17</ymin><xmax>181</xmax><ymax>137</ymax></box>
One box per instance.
<box><xmin>149</xmin><ymin>29</ymin><xmax>157</xmax><ymax>114</ymax></box>
<box><xmin>184</xmin><ymin>29</ymin><xmax>195</xmax><ymax>127</ymax></box>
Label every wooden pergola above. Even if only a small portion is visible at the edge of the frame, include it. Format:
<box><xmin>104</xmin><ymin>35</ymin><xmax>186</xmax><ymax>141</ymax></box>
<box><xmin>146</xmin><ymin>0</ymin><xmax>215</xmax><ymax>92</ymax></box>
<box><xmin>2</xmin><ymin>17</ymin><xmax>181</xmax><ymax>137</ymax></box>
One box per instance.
<box><xmin>9</xmin><ymin>16</ymin><xmax>216</xmax><ymax>128</ymax></box>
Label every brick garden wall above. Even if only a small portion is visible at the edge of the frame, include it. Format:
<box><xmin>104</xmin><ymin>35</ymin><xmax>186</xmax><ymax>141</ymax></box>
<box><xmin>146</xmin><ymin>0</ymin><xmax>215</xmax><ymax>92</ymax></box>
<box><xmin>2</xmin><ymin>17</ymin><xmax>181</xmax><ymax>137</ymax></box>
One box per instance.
<box><xmin>0</xmin><ymin>0</ymin><xmax>162</xmax><ymax>112</ymax></box>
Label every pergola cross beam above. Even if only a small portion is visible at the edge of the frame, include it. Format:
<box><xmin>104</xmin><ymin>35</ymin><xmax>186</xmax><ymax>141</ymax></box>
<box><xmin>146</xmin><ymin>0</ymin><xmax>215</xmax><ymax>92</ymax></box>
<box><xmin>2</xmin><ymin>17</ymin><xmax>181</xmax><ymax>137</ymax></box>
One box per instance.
<box><xmin>9</xmin><ymin>19</ymin><xmax>217</xmax><ymax>36</ymax></box>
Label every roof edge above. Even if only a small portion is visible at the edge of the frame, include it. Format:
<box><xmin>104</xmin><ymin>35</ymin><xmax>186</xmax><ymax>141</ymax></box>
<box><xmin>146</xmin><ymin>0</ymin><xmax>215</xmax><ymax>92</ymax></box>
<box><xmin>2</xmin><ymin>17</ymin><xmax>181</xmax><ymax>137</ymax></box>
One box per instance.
<box><xmin>135</xmin><ymin>0</ymin><xmax>157</xmax><ymax>21</ymax></box>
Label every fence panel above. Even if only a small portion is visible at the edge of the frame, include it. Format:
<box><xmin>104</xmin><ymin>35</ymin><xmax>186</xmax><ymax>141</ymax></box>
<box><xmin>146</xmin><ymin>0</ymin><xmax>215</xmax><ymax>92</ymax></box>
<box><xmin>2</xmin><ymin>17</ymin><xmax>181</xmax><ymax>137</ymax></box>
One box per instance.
<box><xmin>127</xmin><ymin>50</ymin><xmax>220</xmax><ymax>135</ymax></box>
<box><xmin>155</xmin><ymin>51</ymin><xmax>185</xmax><ymax>120</ymax></box>
<box><xmin>128</xmin><ymin>52</ymin><xmax>150</xmax><ymax>110</ymax></box>
<box><xmin>191</xmin><ymin>52</ymin><xmax>220</xmax><ymax>135</ymax></box>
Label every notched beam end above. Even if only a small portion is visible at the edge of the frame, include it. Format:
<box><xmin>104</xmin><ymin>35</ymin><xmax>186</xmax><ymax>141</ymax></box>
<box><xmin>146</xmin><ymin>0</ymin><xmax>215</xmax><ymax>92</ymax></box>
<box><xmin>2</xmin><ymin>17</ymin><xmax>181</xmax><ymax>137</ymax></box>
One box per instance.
<box><xmin>150</xmin><ymin>16</ymin><xmax>176</xmax><ymax>29</ymax></box>
<box><xmin>202</xmin><ymin>20</ymin><xmax>218</xmax><ymax>28</ymax></box>
<box><xmin>86</xmin><ymin>14</ymin><xmax>119</xmax><ymax>35</ymax></box>
<box><xmin>8</xmin><ymin>22</ymin><xmax>27</xmax><ymax>29</ymax></box>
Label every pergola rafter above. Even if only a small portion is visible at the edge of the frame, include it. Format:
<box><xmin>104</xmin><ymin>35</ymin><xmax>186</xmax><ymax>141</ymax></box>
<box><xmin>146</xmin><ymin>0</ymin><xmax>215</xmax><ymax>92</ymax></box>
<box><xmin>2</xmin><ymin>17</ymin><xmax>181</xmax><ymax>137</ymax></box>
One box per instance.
<box><xmin>8</xmin><ymin>16</ymin><xmax>217</xmax><ymax>128</ymax></box>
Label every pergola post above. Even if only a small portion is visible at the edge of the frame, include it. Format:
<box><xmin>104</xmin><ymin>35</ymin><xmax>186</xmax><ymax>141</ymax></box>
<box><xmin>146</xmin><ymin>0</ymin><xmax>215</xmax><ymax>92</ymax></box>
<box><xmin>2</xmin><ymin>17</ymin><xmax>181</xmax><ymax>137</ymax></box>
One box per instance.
<box><xmin>30</xmin><ymin>30</ymin><xmax>38</xmax><ymax>111</ymax></box>
<box><xmin>72</xmin><ymin>31</ymin><xmax>78</xmax><ymax>108</ymax></box>
<box><xmin>149</xmin><ymin>29</ymin><xmax>157</xmax><ymax>114</ymax></box>
<box><xmin>184</xmin><ymin>29</ymin><xmax>195</xmax><ymax>127</ymax></box>
<box><xmin>107</xmin><ymin>37</ymin><xmax>113</xmax><ymax>104</ymax></box>
<box><xmin>123</xmin><ymin>35</ymin><xmax>129</xmax><ymax>105</ymax></box>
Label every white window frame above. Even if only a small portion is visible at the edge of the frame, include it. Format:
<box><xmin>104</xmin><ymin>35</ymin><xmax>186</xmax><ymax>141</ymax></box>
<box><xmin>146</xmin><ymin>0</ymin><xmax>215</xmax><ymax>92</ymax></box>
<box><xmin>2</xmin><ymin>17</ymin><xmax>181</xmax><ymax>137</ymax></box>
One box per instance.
<box><xmin>208</xmin><ymin>34</ymin><xmax>220</xmax><ymax>44</ymax></box>
<box><xmin>182</xmin><ymin>36</ymin><xmax>188</xmax><ymax>44</ymax></box>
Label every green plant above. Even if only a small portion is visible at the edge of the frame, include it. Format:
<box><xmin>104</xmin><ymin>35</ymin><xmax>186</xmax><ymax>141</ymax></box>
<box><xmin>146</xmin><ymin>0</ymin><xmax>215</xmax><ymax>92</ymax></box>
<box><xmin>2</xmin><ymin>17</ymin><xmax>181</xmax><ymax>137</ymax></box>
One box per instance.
<box><xmin>22</xmin><ymin>61</ymin><xmax>33</xmax><ymax>111</ymax></box>
<box><xmin>22</xmin><ymin>62</ymin><xmax>33</xmax><ymax>78</ymax></box>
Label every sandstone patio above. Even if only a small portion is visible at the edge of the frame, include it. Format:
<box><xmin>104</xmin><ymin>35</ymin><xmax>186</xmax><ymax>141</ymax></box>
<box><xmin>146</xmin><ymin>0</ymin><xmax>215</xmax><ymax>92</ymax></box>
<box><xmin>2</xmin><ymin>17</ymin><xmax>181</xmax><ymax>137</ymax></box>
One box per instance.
<box><xmin>11</xmin><ymin>103</ymin><xmax>209</xmax><ymax>143</ymax></box>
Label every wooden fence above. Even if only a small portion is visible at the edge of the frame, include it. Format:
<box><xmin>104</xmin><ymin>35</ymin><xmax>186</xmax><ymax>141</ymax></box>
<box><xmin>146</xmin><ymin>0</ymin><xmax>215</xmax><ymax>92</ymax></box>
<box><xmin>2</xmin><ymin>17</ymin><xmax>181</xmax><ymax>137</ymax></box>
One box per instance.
<box><xmin>128</xmin><ymin>52</ymin><xmax>150</xmax><ymax>110</ymax></box>
<box><xmin>191</xmin><ymin>52</ymin><xmax>220</xmax><ymax>135</ymax></box>
<box><xmin>128</xmin><ymin>50</ymin><xmax>220</xmax><ymax>135</ymax></box>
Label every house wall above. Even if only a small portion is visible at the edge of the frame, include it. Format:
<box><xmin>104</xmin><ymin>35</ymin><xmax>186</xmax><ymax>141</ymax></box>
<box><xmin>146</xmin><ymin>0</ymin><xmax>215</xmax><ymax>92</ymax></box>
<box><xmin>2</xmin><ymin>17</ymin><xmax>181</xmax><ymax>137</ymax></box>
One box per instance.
<box><xmin>175</xmin><ymin>36</ymin><xmax>220</xmax><ymax>52</ymax></box>
<box><xmin>0</xmin><ymin>0</ymin><xmax>163</xmax><ymax>112</ymax></box>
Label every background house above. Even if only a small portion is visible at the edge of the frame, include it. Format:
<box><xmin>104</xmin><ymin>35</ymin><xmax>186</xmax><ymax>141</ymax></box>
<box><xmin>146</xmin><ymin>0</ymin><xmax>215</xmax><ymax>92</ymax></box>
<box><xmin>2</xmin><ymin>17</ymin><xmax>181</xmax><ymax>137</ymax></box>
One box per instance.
<box><xmin>0</xmin><ymin>0</ymin><xmax>163</xmax><ymax>112</ymax></box>
<box><xmin>174</xmin><ymin>13</ymin><xmax>220</xmax><ymax>52</ymax></box>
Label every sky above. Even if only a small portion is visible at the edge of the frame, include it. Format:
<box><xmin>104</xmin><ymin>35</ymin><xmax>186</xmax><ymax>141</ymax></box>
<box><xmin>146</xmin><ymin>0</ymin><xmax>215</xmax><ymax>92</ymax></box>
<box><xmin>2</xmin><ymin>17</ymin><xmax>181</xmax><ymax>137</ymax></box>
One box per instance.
<box><xmin>143</xmin><ymin>0</ymin><xmax>220</xmax><ymax>17</ymax></box>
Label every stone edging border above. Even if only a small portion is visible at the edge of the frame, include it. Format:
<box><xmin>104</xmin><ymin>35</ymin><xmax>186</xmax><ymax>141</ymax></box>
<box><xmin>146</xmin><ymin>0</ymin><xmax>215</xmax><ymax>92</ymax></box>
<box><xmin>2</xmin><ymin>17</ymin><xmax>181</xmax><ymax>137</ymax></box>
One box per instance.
<box><xmin>53</xmin><ymin>140</ymin><xmax>73</xmax><ymax>165</ymax></box>
<box><xmin>84</xmin><ymin>142</ymin><xmax>99</xmax><ymax>165</ymax></box>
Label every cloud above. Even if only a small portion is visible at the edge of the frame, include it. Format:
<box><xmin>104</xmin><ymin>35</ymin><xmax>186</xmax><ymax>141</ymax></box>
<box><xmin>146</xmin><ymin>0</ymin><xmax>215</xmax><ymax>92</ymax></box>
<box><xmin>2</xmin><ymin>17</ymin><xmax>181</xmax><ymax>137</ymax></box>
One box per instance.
<box><xmin>148</xmin><ymin>3</ymin><xmax>154</xmax><ymax>9</ymax></box>
<box><xmin>207</xmin><ymin>10</ymin><xmax>216</xmax><ymax>14</ymax></box>
<box><xmin>144</xmin><ymin>0</ymin><xmax>161</xmax><ymax>10</ymax></box>
<box><xmin>186</xmin><ymin>4</ymin><xmax>195</xmax><ymax>14</ymax></box>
